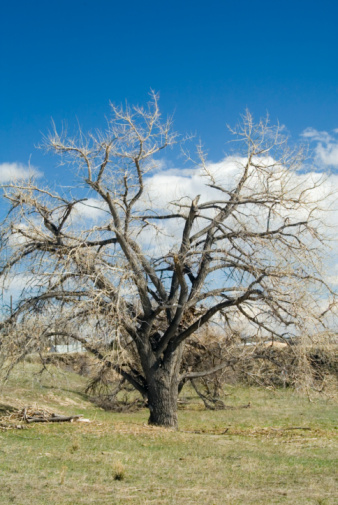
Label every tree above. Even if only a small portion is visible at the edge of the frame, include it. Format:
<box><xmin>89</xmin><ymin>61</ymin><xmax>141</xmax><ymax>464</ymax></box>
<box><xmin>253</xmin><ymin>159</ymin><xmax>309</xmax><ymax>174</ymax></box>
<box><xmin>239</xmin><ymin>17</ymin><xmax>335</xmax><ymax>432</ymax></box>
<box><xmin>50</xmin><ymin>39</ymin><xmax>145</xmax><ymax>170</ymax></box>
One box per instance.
<box><xmin>0</xmin><ymin>94</ymin><xmax>335</xmax><ymax>427</ymax></box>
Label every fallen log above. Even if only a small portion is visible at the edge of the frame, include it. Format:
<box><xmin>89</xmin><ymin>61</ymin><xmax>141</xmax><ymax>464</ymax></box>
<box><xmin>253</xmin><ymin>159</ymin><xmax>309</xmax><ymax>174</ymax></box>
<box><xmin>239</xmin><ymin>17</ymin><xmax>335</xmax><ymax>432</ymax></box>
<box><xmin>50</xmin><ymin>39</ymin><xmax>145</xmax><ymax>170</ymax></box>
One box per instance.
<box><xmin>24</xmin><ymin>414</ymin><xmax>84</xmax><ymax>423</ymax></box>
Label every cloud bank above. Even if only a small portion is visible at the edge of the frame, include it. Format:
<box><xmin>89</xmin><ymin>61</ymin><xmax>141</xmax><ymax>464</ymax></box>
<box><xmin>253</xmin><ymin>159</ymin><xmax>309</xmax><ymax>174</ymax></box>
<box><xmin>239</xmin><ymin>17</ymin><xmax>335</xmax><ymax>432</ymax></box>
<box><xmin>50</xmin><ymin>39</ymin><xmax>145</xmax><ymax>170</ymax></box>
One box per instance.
<box><xmin>0</xmin><ymin>162</ymin><xmax>42</xmax><ymax>183</ymax></box>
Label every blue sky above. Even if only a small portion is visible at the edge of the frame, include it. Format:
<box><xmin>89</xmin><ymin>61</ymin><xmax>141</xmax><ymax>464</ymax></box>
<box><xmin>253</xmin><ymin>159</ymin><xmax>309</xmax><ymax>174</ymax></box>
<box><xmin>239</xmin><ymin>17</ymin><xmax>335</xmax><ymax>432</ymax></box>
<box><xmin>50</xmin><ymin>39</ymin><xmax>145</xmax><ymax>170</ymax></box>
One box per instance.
<box><xmin>1</xmin><ymin>0</ymin><xmax>338</xmax><ymax>325</ymax></box>
<box><xmin>1</xmin><ymin>0</ymin><xmax>338</xmax><ymax>177</ymax></box>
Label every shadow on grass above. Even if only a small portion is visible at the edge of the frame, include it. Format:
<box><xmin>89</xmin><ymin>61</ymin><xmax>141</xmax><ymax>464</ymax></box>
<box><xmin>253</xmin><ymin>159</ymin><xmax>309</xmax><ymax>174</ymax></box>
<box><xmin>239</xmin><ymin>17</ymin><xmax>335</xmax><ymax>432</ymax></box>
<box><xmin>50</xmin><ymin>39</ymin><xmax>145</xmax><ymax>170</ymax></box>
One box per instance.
<box><xmin>0</xmin><ymin>403</ymin><xmax>17</xmax><ymax>414</ymax></box>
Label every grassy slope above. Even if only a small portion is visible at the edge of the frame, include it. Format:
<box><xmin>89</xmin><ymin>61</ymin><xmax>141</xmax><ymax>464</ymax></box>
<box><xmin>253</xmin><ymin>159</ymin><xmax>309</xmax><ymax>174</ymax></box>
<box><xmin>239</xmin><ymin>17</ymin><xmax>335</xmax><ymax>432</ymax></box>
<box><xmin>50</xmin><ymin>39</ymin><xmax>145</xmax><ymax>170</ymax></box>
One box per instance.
<box><xmin>0</xmin><ymin>362</ymin><xmax>337</xmax><ymax>505</ymax></box>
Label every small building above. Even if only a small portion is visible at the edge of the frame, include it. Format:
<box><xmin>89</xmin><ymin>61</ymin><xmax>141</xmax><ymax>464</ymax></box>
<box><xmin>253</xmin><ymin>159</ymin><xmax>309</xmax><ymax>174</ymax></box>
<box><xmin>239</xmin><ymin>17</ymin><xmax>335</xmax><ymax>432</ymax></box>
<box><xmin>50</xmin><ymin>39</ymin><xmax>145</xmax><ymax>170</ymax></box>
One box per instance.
<box><xmin>49</xmin><ymin>343</ymin><xmax>85</xmax><ymax>354</ymax></box>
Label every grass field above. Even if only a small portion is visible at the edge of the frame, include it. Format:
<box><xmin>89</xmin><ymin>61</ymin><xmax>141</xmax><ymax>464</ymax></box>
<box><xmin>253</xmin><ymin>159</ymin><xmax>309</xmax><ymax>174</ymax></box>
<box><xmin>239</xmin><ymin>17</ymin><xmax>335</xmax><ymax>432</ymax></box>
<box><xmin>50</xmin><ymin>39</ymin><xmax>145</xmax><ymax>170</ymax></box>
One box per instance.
<box><xmin>0</xmin><ymin>362</ymin><xmax>337</xmax><ymax>505</ymax></box>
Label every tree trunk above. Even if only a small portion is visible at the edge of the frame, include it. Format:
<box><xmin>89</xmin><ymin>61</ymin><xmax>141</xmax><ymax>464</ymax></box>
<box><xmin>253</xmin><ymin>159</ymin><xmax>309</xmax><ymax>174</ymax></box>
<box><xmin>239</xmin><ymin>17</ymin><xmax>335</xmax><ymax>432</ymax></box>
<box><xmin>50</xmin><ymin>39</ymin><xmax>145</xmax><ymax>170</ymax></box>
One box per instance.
<box><xmin>144</xmin><ymin>344</ymin><xmax>184</xmax><ymax>429</ymax></box>
<box><xmin>147</xmin><ymin>368</ymin><xmax>179</xmax><ymax>428</ymax></box>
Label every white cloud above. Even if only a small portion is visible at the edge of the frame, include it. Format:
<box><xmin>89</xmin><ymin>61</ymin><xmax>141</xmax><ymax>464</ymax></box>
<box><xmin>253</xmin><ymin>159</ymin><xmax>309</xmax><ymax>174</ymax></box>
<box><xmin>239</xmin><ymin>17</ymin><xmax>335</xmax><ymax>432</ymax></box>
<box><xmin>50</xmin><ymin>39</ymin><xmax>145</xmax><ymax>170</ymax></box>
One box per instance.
<box><xmin>301</xmin><ymin>128</ymin><xmax>338</xmax><ymax>168</ymax></box>
<box><xmin>144</xmin><ymin>158</ymin><xmax>168</xmax><ymax>172</ymax></box>
<box><xmin>300</xmin><ymin>128</ymin><xmax>333</xmax><ymax>143</ymax></box>
<box><xmin>136</xmin><ymin>156</ymin><xmax>338</xmax><ymax>285</ymax></box>
<box><xmin>144</xmin><ymin>157</ymin><xmax>245</xmax><ymax>210</ymax></box>
<box><xmin>73</xmin><ymin>198</ymin><xmax>109</xmax><ymax>221</ymax></box>
<box><xmin>0</xmin><ymin>162</ymin><xmax>42</xmax><ymax>183</ymax></box>
<box><xmin>315</xmin><ymin>143</ymin><xmax>338</xmax><ymax>167</ymax></box>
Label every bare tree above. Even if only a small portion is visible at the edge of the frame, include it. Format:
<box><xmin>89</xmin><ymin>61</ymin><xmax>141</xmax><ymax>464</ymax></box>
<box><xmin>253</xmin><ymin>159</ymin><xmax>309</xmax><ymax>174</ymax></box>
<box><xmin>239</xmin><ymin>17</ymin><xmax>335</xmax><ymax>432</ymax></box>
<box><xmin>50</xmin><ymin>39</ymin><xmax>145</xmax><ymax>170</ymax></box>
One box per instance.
<box><xmin>0</xmin><ymin>94</ymin><xmax>335</xmax><ymax>427</ymax></box>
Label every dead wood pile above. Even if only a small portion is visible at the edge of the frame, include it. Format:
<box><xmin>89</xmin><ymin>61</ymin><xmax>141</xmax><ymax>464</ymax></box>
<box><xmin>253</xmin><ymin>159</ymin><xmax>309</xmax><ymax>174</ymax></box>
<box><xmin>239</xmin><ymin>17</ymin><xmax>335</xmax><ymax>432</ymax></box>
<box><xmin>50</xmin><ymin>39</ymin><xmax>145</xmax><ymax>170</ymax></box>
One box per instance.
<box><xmin>0</xmin><ymin>405</ymin><xmax>86</xmax><ymax>430</ymax></box>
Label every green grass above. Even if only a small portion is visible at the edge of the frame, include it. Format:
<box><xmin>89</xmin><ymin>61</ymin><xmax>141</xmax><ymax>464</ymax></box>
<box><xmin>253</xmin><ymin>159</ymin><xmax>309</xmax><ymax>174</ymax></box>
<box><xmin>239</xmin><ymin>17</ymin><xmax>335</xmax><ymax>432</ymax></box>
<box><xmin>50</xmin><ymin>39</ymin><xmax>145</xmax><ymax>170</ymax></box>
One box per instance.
<box><xmin>0</xmin><ymin>362</ymin><xmax>337</xmax><ymax>505</ymax></box>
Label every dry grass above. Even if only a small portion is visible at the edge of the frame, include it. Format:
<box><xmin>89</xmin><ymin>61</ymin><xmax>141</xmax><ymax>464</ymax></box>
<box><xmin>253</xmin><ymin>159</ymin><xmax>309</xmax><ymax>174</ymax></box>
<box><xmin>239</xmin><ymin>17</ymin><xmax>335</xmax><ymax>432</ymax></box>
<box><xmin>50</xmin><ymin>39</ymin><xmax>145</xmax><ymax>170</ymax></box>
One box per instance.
<box><xmin>0</xmin><ymin>362</ymin><xmax>337</xmax><ymax>505</ymax></box>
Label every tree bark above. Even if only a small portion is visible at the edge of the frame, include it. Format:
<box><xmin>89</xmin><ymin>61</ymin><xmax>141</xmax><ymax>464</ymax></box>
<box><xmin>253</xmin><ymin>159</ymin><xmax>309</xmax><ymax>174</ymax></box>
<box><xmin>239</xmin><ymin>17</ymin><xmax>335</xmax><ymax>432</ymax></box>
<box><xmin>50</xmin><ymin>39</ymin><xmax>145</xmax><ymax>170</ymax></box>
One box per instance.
<box><xmin>144</xmin><ymin>344</ymin><xmax>183</xmax><ymax>428</ymax></box>
<box><xmin>147</xmin><ymin>369</ymin><xmax>179</xmax><ymax>428</ymax></box>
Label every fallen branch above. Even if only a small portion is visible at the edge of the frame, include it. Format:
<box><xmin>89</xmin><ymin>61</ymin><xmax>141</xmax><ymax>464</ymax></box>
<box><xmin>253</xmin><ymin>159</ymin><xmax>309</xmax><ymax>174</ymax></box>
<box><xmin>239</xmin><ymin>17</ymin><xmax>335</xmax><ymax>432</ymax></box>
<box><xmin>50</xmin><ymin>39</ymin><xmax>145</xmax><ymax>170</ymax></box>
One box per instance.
<box><xmin>24</xmin><ymin>413</ymin><xmax>84</xmax><ymax>423</ymax></box>
<box><xmin>281</xmin><ymin>426</ymin><xmax>311</xmax><ymax>431</ymax></box>
<box><xmin>19</xmin><ymin>406</ymin><xmax>86</xmax><ymax>424</ymax></box>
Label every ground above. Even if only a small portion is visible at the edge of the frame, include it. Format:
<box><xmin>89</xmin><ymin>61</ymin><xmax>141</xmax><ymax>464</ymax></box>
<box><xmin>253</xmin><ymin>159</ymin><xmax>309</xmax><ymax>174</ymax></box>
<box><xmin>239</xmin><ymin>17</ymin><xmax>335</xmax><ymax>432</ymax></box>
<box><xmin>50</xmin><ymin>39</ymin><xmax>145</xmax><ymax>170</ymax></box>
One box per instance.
<box><xmin>0</xmin><ymin>362</ymin><xmax>337</xmax><ymax>505</ymax></box>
